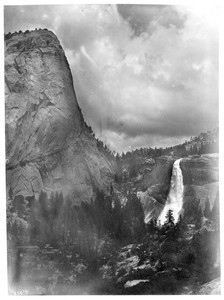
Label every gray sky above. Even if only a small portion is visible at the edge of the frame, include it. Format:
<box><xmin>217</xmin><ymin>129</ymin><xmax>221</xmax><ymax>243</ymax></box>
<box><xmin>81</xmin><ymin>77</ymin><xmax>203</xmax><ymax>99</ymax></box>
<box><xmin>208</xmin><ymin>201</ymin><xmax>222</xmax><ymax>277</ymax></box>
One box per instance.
<box><xmin>4</xmin><ymin>4</ymin><xmax>219</xmax><ymax>153</ymax></box>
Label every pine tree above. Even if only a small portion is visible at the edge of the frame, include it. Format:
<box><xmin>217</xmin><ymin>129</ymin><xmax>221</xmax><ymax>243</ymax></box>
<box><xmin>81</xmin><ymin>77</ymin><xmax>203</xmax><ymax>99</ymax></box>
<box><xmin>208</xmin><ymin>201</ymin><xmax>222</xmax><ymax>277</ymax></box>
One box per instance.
<box><xmin>195</xmin><ymin>205</ymin><xmax>203</xmax><ymax>230</ymax></box>
<box><xmin>210</xmin><ymin>193</ymin><xmax>220</xmax><ymax>232</ymax></box>
<box><xmin>111</xmin><ymin>196</ymin><xmax>123</xmax><ymax>240</ymax></box>
<box><xmin>165</xmin><ymin>209</ymin><xmax>175</xmax><ymax>226</ymax></box>
<box><xmin>147</xmin><ymin>218</ymin><xmax>157</xmax><ymax>234</ymax></box>
<box><xmin>122</xmin><ymin>193</ymin><xmax>146</xmax><ymax>241</ymax></box>
<box><xmin>204</xmin><ymin>198</ymin><xmax>211</xmax><ymax>218</ymax></box>
<box><xmin>178</xmin><ymin>214</ymin><xmax>188</xmax><ymax>233</ymax></box>
<box><xmin>163</xmin><ymin>209</ymin><xmax>176</xmax><ymax>240</ymax></box>
<box><xmin>38</xmin><ymin>191</ymin><xmax>48</xmax><ymax>220</ymax></box>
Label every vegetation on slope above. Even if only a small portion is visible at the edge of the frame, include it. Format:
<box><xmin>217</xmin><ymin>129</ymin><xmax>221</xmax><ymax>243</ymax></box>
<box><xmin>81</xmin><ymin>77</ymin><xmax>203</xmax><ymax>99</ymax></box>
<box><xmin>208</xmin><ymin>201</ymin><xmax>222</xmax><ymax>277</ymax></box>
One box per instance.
<box><xmin>7</xmin><ymin>183</ymin><xmax>220</xmax><ymax>294</ymax></box>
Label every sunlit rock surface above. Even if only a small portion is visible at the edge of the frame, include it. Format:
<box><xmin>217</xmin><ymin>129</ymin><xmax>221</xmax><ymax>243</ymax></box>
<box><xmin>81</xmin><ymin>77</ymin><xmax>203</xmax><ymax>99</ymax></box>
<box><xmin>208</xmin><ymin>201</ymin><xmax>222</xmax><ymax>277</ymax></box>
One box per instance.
<box><xmin>5</xmin><ymin>29</ymin><xmax>114</xmax><ymax>202</ymax></box>
<box><xmin>197</xmin><ymin>277</ymin><xmax>221</xmax><ymax>295</ymax></box>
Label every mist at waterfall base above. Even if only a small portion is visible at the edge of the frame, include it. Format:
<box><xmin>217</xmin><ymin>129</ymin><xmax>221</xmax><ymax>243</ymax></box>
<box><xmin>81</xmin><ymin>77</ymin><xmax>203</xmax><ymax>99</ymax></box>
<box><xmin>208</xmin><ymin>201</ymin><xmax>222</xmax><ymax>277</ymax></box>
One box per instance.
<box><xmin>158</xmin><ymin>159</ymin><xmax>184</xmax><ymax>225</ymax></box>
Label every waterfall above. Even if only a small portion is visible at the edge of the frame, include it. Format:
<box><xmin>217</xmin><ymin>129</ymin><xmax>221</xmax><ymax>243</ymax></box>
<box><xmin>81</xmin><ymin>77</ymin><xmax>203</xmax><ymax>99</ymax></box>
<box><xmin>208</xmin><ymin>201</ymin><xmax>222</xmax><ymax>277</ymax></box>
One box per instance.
<box><xmin>158</xmin><ymin>158</ymin><xmax>184</xmax><ymax>225</ymax></box>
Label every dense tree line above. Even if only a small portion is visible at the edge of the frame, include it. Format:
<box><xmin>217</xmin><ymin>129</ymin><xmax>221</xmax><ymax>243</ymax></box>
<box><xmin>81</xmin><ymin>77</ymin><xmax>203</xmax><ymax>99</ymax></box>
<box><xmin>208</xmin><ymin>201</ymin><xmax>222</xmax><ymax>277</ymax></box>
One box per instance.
<box><xmin>7</xmin><ymin>187</ymin><xmax>220</xmax><ymax>293</ymax></box>
<box><xmin>7</xmin><ymin>187</ymin><xmax>146</xmax><ymax>266</ymax></box>
<box><xmin>120</xmin><ymin>128</ymin><xmax>218</xmax><ymax>161</ymax></box>
<box><xmin>113</xmin><ymin>128</ymin><xmax>218</xmax><ymax>183</ymax></box>
<box><xmin>83</xmin><ymin>126</ymin><xmax>218</xmax><ymax>174</ymax></box>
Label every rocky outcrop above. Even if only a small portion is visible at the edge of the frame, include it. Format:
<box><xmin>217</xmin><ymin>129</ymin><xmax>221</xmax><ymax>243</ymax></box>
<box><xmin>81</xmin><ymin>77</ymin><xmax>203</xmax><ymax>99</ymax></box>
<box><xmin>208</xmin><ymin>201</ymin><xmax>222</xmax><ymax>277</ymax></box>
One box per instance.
<box><xmin>140</xmin><ymin>156</ymin><xmax>175</xmax><ymax>191</ymax></box>
<box><xmin>137</xmin><ymin>154</ymin><xmax>219</xmax><ymax>222</ymax></box>
<box><xmin>124</xmin><ymin>280</ymin><xmax>150</xmax><ymax>294</ymax></box>
<box><xmin>180</xmin><ymin>154</ymin><xmax>218</xmax><ymax>186</ymax></box>
<box><xmin>99</xmin><ymin>225</ymin><xmax>220</xmax><ymax>295</ymax></box>
<box><xmin>136</xmin><ymin>156</ymin><xmax>176</xmax><ymax>222</ymax></box>
<box><xmin>181</xmin><ymin>154</ymin><xmax>219</xmax><ymax>210</ymax></box>
<box><xmin>197</xmin><ymin>277</ymin><xmax>221</xmax><ymax>295</ymax></box>
<box><xmin>5</xmin><ymin>29</ymin><xmax>114</xmax><ymax>202</ymax></box>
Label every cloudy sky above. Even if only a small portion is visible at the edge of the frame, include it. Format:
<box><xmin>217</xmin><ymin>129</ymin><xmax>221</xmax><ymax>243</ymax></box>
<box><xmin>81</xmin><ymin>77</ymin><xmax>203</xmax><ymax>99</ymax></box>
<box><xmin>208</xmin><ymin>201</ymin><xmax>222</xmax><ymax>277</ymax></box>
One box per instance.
<box><xmin>4</xmin><ymin>4</ymin><xmax>219</xmax><ymax>153</ymax></box>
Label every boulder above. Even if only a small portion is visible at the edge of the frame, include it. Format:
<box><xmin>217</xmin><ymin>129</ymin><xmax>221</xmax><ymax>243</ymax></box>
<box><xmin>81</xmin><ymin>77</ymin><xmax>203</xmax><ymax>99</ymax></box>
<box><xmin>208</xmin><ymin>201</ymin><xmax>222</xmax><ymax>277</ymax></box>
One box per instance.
<box><xmin>172</xmin><ymin>267</ymin><xmax>190</xmax><ymax>280</ymax></box>
<box><xmin>132</xmin><ymin>264</ymin><xmax>155</xmax><ymax>279</ymax></box>
<box><xmin>124</xmin><ymin>279</ymin><xmax>150</xmax><ymax>294</ymax></box>
<box><xmin>197</xmin><ymin>277</ymin><xmax>221</xmax><ymax>295</ymax></box>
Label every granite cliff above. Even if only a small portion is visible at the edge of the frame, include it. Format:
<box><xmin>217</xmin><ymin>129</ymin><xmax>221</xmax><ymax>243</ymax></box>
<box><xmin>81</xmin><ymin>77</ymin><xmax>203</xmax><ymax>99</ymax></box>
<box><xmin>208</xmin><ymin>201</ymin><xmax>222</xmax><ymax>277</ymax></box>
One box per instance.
<box><xmin>5</xmin><ymin>29</ymin><xmax>219</xmax><ymax>216</ymax></box>
<box><xmin>130</xmin><ymin>154</ymin><xmax>218</xmax><ymax>223</ymax></box>
<box><xmin>136</xmin><ymin>156</ymin><xmax>175</xmax><ymax>222</ymax></box>
<box><xmin>5</xmin><ymin>29</ymin><xmax>219</xmax><ymax>296</ymax></box>
<box><xmin>180</xmin><ymin>154</ymin><xmax>219</xmax><ymax>213</ymax></box>
<box><xmin>5</xmin><ymin>29</ymin><xmax>114</xmax><ymax>203</ymax></box>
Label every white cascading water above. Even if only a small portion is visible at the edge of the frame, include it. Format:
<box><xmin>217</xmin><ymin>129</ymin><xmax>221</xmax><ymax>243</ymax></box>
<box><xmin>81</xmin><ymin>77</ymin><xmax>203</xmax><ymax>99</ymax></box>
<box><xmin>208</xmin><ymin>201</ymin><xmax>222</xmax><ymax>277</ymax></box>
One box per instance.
<box><xmin>158</xmin><ymin>158</ymin><xmax>184</xmax><ymax>225</ymax></box>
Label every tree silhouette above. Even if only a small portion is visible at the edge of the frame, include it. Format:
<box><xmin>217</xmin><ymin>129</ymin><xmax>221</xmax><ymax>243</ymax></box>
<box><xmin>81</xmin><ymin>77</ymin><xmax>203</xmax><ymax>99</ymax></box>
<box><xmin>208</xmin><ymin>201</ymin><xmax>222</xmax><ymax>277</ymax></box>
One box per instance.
<box><xmin>203</xmin><ymin>198</ymin><xmax>211</xmax><ymax>218</ymax></box>
<box><xmin>147</xmin><ymin>218</ymin><xmax>157</xmax><ymax>234</ymax></box>
<box><xmin>165</xmin><ymin>209</ymin><xmax>175</xmax><ymax>226</ymax></box>
<box><xmin>195</xmin><ymin>205</ymin><xmax>203</xmax><ymax>230</ymax></box>
<box><xmin>210</xmin><ymin>193</ymin><xmax>220</xmax><ymax>232</ymax></box>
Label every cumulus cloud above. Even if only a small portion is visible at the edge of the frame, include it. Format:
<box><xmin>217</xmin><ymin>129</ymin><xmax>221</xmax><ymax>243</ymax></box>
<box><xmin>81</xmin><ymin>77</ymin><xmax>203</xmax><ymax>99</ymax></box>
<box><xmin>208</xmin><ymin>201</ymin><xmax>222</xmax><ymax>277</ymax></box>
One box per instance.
<box><xmin>117</xmin><ymin>5</ymin><xmax>186</xmax><ymax>36</ymax></box>
<box><xmin>4</xmin><ymin>4</ymin><xmax>219</xmax><ymax>153</ymax></box>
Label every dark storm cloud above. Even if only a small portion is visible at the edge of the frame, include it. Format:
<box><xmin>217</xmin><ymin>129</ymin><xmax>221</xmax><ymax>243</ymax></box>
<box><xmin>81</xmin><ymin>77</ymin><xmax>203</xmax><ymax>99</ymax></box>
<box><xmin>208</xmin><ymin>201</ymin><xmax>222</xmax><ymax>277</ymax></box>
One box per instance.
<box><xmin>100</xmin><ymin>89</ymin><xmax>218</xmax><ymax>140</ymax></box>
<box><xmin>4</xmin><ymin>5</ymin><xmax>219</xmax><ymax>153</ymax></box>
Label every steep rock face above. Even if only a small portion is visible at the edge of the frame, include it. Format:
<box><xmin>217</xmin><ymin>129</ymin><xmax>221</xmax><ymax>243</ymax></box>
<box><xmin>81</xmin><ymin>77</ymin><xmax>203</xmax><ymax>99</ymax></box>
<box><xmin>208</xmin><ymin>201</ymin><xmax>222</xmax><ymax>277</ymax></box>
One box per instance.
<box><xmin>140</xmin><ymin>156</ymin><xmax>175</xmax><ymax>193</ymax></box>
<box><xmin>137</xmin><ymin>154</ymin><xmax>219</xmax><ymax>222</ymax></box>
<box><xmin>180</xmin><ymin>154</ymin><xmax>218</xmax><ymax>186</ymax></box>
<box><xmin>180</xmin><ymin>154</ymin><xmax>219</xmax><ymax>209</ymax></box>
<box><xmin>136</xmin><ymin>156</ymin><xmax>176</xmax><ymax>222</ymax></box>
<box><xmin>5</xmin><ymin>29</ymin><xmax>114</xmax><ymax>202</ymax></box>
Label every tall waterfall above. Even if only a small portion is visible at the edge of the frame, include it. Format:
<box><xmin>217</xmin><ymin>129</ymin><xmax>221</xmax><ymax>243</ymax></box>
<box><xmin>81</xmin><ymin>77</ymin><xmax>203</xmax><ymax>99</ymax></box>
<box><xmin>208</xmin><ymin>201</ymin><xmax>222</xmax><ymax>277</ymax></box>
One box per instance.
<box><xmin>158</xmin><ymin>158</ymin><xmax>184</xmax><ymax>225</ymax></box>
